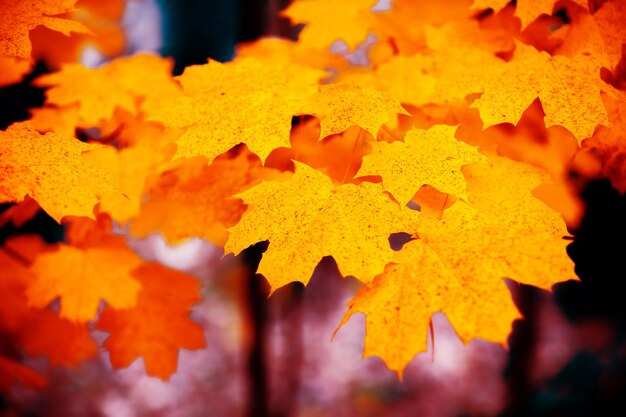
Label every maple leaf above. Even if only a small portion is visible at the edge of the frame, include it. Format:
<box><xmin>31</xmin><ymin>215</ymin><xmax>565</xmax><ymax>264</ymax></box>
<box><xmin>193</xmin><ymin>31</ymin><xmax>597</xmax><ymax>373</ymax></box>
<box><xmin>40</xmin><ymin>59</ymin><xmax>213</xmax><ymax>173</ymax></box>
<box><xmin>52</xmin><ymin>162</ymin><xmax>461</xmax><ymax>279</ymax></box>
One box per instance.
<box><xmin>461</xmin><ymin>99</ymin><xmax>583</xmax><ymax>226</ymax></box>
<box><xmin>353</xmin><ymin>41</ymin><xmax>613</xmax><ymax>140</ymax></box>
<box><xmin>96</xmin><ymin>263</ymin><xmax>206</xmax><ymax>380</ymax></box>
<box><xmin>30</xmin><ymin>0</ymin><xmax>126</xmax><ymax>70</ymax></box>
<box><xmin>225</xmin><ymin>162</ymin><xmax>418</xmax><ymax>291</ymax></box>
<box><xmin>340</xmin><ymin>155</ymin><xmax>574</xmax><ymax>375</ymax></box>
<box><xmin>26</xmin><ymin>216</ymin><xmax>143</xmax><ymax>322</ymax></box>
<box><xmin>236</xmin><ymin>37</ymin><xmax>346</xmax><ymax>70</ymax></box>
<box><xmin>81</xmin><ymin>142</ymin><xmax>176</xmax><ymax>223</ymax></box>
<box><xmin>472</xmin><ymin>0</ymin><xmax>588</xmax><ymax>27</ymax></box>
<box><xmin>0</xmin><ymin>246</ymin><xmax>34</xmax><ymax>333</ymax></box>
<box><xmin>0</xmin><ymin>196</ymin><xmax>40</xmax><ymax>229</ymax></box>
<box><xmin>0</xmin><ymin>0</ymin><xmax>88</xmax><ymax>86</ymax></box>
<box><xmin>18</xmin><ymin>309</ymin><xmax>98</xmax><ymax>366</ymax></box>
<box><xmin>0</xmin><ymin>0</ymin><xmax>88</xmax><ymax>59</ymax></box>
<box><xmin>130</xmin><ymin>145</ymin><xmax>264</xmax><ymax>245</ymax></box>
<box><xmin>0</xmin><ymin>356</ymin><xmax>46</xmax><ymax>391</ymax></box>
<box><xmin>143</xmin><ymin>57</ymin><xmax>326</xmax><ymax>162</ymax></box>
<box><xmin>371</xmin><ymin>0</ymin><xmax>476</xmax><ymax>56</ymax></box>
<box><xmin>580</xmin><ymin>93</ymin><xmax>626</xmax><ymax>193</ymax></box>
<box><xmin>0</xmin><ymin>55</ymin><xmax>32</xmax><ymax>86</ymax></box>
<box><xmin>0</xmin><ymin>122</ymin><xmax>119</xmax><ymax>222</ymax></box>
<box><xmin>515</xmin><ymin>0</ymin><xmax>588</xmax><ymax>27</ymax></box>
<box><xmin>358</xmin><ymin>125</ymin><xmax>487</xmax><ymax>204</ymax></box>
<box><xmin>295</xmin><ymin>84</ymin><xmax>406</xmax><ymax>140</ymax></box>
<box><xmin>286</xmin><ymin>120</ymin><xmax>373</xmax><ymax>185</ymax></box>
<box><xmin>35</xmin><ymin>54</ymin><xmax>180</xmax><ymax>126</ymax></box>
<box><xmin>282</xmin><ymin>0</ymin><xmax>378</xmax><ymax>50</ymax></box>
<box><xmin>0</xmin><ymin>235</ymin><xmax>98</xmax><ymax>366</ymax></box>
<box><xmin>471</xmin><ymin>43</ymin><xmax>612</xmax><ymax>141</ymax></box>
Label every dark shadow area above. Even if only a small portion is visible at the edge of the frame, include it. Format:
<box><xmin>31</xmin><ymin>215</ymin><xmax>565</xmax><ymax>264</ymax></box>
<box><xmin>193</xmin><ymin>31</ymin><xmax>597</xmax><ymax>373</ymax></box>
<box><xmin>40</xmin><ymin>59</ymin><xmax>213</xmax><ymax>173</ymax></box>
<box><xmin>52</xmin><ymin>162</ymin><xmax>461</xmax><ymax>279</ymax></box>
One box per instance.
<box><xmin>499</xmin><ymin>179</ymin><xmax>626</xmax><ymax>417</ymax></box>
<box><xmin>0</xmin><ymin>204</ymin><xmax>64</xmax><ymax>245</ymax></box>
<box><xmin>0</xmin><ymin>62</ymin><xmax>48</xmax><ymax>130</ymax></box>
<box><xmin>158</xmin><ymin>0</ymin><xmax>295</xmax><ymax>74</ymax></box>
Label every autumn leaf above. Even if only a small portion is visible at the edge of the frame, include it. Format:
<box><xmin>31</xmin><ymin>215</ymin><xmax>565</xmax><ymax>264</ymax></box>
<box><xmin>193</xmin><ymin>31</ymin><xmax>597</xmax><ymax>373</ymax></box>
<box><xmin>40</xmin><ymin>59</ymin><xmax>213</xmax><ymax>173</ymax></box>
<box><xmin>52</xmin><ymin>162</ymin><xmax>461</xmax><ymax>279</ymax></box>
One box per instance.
<box><xmin>580</xmin><ymin>92</ymin><xmax>626</xmax><ymax>193</ymax></box>
<box><xmin>35</xmin><ymin>54</ymin><xmax>180</xmax><ymax>126</ymax></box>
<box><xmin>282</xmin><ymin>0</ymin><xmax>378</xmax><ymax>50</ymax></box>
<box><xmin>81</xmin><ymin>142</ymin><xmax>177</xmax><ymax>223</ymax></box>
<box><xmin>0</xmin><ymin>356</ymin><xmax>46</xmax><ymax>391</ymax></box>
<box><xmin>0</xmin><ymin>0</ymin><xmax>88</xmax><ymax>86</ymax></box>
<box><xmin>340</xmin><ymin>155</ymin><xmax>574</xmax><ymax>375</ymax></box>
<box><xmin>143</xmin><ymin>57</ymin><xmax>326</xmax><ymax>162</ymax></box>
<box><xmin>358</xmin><ymin>125</ymin><xmax>487</xmax><ymax>204</ymax></box>
<box><xmin>471</xmin><ymin>43</ymin><xmax>611</xmax><ymax>141</ymax></box>
<box><xmin>30</xmin><ymin>0</ymin><xmax>126</xmax><ymax>70</ymax></box>
<box><xmin>295</xmin><ymin>84</ymin><xmax>406</xmax><ymax>140</ymax></box>
<box><xmin>0</xmin><ymin>196</ymin><xmax>41</xmax><ymax>228</ymax></box>
<box><xmin>0</xmin><ymin>0</ymin><xmax>87</xmax><ymax>58</ymax></box>
<box><xmin>371</xmin><ymin>0</ymin><xmax>476</xmax><ymax>56</ymax></box>
<box><xmin>130</xmin><ymin>145</ymin><xmax>264</xmax><ymax>245</ymax></box>
<box><xmin>352</xmin><ymin>40</ymin><xmax>612</xmax><ymax>140</ymax></box>
<box><xmin>18</xmin><ymin>309</ymin><xmax>98</xmax><ymax>366</ymax></box>
<box><xmin>96</xmin><ymin>263</ymin><xmax>205</xmax><ymax>380</ymax></box>
<box><xmin>516</xmin><ymin>0</ymin><xmax>588</xmax><ymax>27</ymax></box>
<box><xmin>0</xmin><ymin>122</ymin><xmax>119</xmax><ymax>222</ymax></box>
<box><xmin>236</xmin><ymin>37</ymin><xmax>346</xmax><ymax>70</ymax></box>
<box><xmin>0</xmin><ymin>245</ymin><xmax>34</xmax><ymax>333</ymax></box>
<box><xmin>0</xmin><ymin>235</ymin><xmax>98</xmax><ymax>367</ymax></box>
<box><xmin>26</xmin><ymin>216</ymin><xmax>143</xmax><ymax>322</ymax></box>
<box><xmin>0</xmin><ymin>56</ymin><xmax>32</xmax><ymax>86</ymax></box>
<box><xmin>285</xmin><ymin>119</ymin><xmax>373</xmax><ymax>185</ymax></box>
<box><xmin>226</xmin><ymin>162</ymin><xmax>418</xmax><ymax>291</ymax></box>
<box><xmin>473</xmin><ymin>0</ymin><xmax>588</xmax><ymax>27</ymax></box>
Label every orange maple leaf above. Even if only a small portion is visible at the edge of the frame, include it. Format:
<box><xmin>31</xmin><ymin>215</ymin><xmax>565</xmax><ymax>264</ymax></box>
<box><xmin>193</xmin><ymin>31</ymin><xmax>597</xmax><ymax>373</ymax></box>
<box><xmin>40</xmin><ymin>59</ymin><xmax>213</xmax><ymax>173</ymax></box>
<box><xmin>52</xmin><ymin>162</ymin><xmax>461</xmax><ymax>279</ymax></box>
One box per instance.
<box><xmin>0</xmin><ymin>235</ymin><xmax>98</xmax><ymax>367</ymax></box>
<box><xmin>0</xmin><ymin>0</ymin><xmax>88</xmax><ymax>86</ymax></box>
<box><xmin>96</xmin><ymin>263</ymin><xmax>206</xmax><ymax>380</ymax></box>
<box><xmin>26</xmin><ymin>216</ymin><xmax>143</xmax><ymax>322</ymax></box>
<box><xmin>0</xmin><ymin>356</ymin><xmax>46</xmax><ymax>391</ymax></box>
<box><xmin>0</xmin><ymin>122</ymin><xmax>120</xmax><ymax>222</ymax></box>
<box><xmin>30</xmin><ymin>0</ymin><xmax>126</xmax><ymax>70</ymax></box>
<box><xmin>131</xmin><ymin>144</ymin><xmax>264</xmax><ymax>245</ymax></box>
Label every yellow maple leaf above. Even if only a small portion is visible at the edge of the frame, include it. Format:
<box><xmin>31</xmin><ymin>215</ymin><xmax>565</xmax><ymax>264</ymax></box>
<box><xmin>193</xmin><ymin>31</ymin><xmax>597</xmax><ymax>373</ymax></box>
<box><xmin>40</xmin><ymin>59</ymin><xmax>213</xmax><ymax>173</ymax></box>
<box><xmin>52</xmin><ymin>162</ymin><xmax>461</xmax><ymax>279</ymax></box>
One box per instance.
<box><xmin>282</xmin><ymin>0</ymin><xmax>378</xmax><ymax>50</ymax></box>
<box><xmin>35</xmin><ymin>54</ymin><xmax>180</xmax><ymax>126</ymax></box>
<box><xmin>340</xmin><ymin>155</ymin><xmax>574</xmax><ymax>375</ymax></box>
<box><xmin>0</xmin><ymin>122</ymin><xmax>119</xmax><ymax>222</ymax></box>
<box><xmin>358</xmin><ymin>125</ymin><xmax>487</xmax><ymax>204</ymax></box>
<box><xmin>143</xmin><ymin>57</ymin><xmax>326</xmax><ymax>162</ymax></box>
<box><xmin>225</xmin><ymin>162</ymin><xmax>418</xmax><ymax>291</ymax></box>
<box><xmin>351</xmin><ymin>41</ymin><xmax>612</xmax><ymax>140</ymax></box>
<box><xmin>295</xmin><ymin>84</ymin><xmax>406</xmax><ymax>140</ymax></box>
<box><xmin>81</xmin><ymin>143</ymin><xmax>176</xmax><ymax>223</ymax></box>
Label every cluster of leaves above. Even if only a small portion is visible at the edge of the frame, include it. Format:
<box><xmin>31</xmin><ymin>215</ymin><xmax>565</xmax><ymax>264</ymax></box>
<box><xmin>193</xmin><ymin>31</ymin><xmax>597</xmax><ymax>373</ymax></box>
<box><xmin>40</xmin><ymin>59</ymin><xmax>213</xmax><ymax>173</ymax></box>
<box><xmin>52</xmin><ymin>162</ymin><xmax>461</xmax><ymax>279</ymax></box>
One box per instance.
<box><xmin>1</xmin><ymin>0</ymin><xmax>626</xmax><ymax>388</ymax></box>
